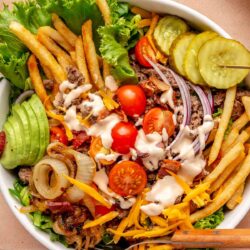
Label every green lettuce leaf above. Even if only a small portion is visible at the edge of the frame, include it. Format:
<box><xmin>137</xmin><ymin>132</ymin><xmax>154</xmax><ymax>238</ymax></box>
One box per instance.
<box><xmin>39</xmin><ymin>0</ymin><xmax>104</xmax><ymax>48</ymax></box>
<box><xmin>98</xmin><ymin>1</ymin><xmax>141</xmax><ymax>84</ymax></box>
<box><xmin>0</xmin><ymin>1</ymin><xmax>51</xmax><ymax>89</ymax></box>
<box><xmin>9</xmin><ymin>180</ymin><xmax>31</xmax><ymax>206</ymax></box>
<box><xmin>194</xmin><ymin>208</ymin><xmax>224</xmax><ymax>229</ymax></box>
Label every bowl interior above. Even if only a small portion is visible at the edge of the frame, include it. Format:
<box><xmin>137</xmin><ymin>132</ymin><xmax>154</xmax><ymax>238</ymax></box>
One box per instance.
<box><xmin>0</xmin><ymin>1</ymin><xmax>249</xmax><ymax>249</ymax></box>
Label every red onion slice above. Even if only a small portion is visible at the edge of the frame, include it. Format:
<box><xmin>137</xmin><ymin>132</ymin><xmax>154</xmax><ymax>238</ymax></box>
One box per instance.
<box><xmin>15</xmin><ymin>90</ymin><xmax>35</xmax><ymax>104</ymax></box>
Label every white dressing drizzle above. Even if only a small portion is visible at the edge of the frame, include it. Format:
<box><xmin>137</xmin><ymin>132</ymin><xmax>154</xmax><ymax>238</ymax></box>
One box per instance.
<box><xmin>105</xmin><ymin>75</ymin><xmax>118</xmax><ymax>92</ymax></box>
<box><xmin>79</xmin><ymin>93</ymin><xmax>105</xmax><ymax>117</ymax></box>
<box><xmin>64</xmin><ymin>105</ymin><xmax>84</xmax><ymax>131</ymax></box>
<box><xmin>87</xmin><ymin>114</ymin><xmax>120</xmax><ymax>148</ymax></box>
<box><xmin>93</xmin><ymin>169</ymin><xmax>136</xmax><ymax>209</ymax></box>
<box><xmin>160</xmin><ymin>88</ymin><xmax>175</xmax><ymax>110</ymax></box>
<box><xmin>95</xmin><ymin>152</ymin><xmax>120</xmax><ymax>162</ymax></box>
<box><xmin>134</xmin><ymin>130</ymin><xmax>165</xmax><ymax>171</ymax></box>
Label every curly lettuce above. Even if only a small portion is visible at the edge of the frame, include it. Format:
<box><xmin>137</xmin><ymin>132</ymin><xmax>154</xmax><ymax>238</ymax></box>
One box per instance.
<box><xmin>194</xmin><ymin>208</ymin><xmax>224</xmax><ymax>229</ymax></box>
<box><xmin>0</xmin><ymin>1</ymin><xmax>51</xmax><ymax>89</ymax></box>
<box><xmin>98</xmin><ymin>1</ymin><xmax>141</xmax><ymax>84</ymax></box>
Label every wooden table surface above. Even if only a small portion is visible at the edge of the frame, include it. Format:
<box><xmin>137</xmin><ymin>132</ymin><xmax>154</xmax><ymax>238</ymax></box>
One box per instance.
<box><xmin>0</xmin><ymin>0</ymin><xmax>250</xmax><ymax>249</ymax></box>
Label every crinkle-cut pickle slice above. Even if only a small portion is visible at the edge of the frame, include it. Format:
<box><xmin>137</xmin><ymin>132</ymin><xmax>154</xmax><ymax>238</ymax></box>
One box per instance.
<box><xmin>153</xmin><ymin>15</ymin><xmax>189</xmax><ymax>56</ymax></box>
<box><xmin>183</xmin><ymin>31</ymin><xmax>218</xmax><ymax>85</ymax></box>
<box><xmin>169</xmin><ymin>32</ymin><xmax>196</xmax><ymax>76</ymax></box>
<box><xmin>198</xmin><ymin>37</ymin><xmax>250</xmax><ymax>89</ymax></box>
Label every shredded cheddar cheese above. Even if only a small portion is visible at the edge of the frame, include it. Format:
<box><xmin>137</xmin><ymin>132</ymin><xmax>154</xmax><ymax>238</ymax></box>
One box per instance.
<box><xmin>99</xmin><ymin>89</ymin><xmax>119</xmax><ymax>111</ymax></box>
<box><xmin>83</xmin><ymin>211</ymin><xmax>119</xmax><ymax>229</ymax></box>
<box><xmin>64</xmin><ymin>175</ymin><xmax>111</xmax><ymax>208</ymax></box>
<box><xmin>108</xmin><ymin>229</ymin><xmax>145</xmax><ymax>237</ymax></box>
<box><xmin>113</xmin><ymin>217</ymin><xmax>129</xmax><ymax>244</ymax></box>
<box><xmin>150</xmin><ymin>216</ymin><xmax>168</xmax><ymax>227</ymax></box>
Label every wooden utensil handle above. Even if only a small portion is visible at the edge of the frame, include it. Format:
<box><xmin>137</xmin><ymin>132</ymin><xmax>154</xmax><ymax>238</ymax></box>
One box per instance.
<box><xmin>172</xmin><ymin>229</ymin><xmax>250</xmax><ymax>248</ymax></box>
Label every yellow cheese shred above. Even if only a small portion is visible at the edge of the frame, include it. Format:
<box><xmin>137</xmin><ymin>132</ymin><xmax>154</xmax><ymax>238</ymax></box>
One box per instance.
<box><xmin>184</xmin><ymin>182</ymin><xmax>210</xmax><ymax>202</ymax></box>
<box><xmin>150</xmin><ymin>216</ymin><xmax>168</xmax><ymax>227</ymax></box>
<box><xmin>83</xmin><ymin>211</ymin><xmax>119</xmax><ymax>229</ymax></box>
<box><xmin>108</xmin><ymin>229</ymin><xmax>145</xmax><ymax>237</ymax></box>
<box><xmin>64</xmin><ymin>175</ymin><xmax>111</xmax><ymax>208</ymax></box>
<box><xmin>113</xmin><ymin>217</ymin><xmax>129</xmax><ymax>244</ymax></box>
<box><xmin>99</xmin><ymin>89</ymin><xmax>119</xmax><ymax>111</ymax></box>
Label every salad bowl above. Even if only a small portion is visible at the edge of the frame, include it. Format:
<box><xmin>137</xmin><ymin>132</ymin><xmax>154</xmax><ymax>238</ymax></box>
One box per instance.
<box><xmin>0</xmin><ymin>0</ymin><xmax>250</xmax><ymax>249</ymax></box>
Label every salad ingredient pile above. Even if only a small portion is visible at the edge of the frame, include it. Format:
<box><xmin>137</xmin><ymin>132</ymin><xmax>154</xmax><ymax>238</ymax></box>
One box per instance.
<box><xmin>0</xmin><ymin>0</ymin><xmax>250</xmax><ymax>249</ymax></box>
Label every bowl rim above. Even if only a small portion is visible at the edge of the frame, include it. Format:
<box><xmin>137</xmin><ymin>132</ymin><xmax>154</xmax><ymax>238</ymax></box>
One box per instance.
<box><xmin>0</xmin><ymin>0</ymin><xmax>248</xmax><ymax>249</ymax></box>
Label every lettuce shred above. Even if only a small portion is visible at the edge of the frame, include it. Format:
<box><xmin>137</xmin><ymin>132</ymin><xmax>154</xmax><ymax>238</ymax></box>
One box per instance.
<box><xmin>194</xmin><ymin>208</ymin><xmax>224</xmax><ymax>229</ymax></box>
<box><xmin>98</xmin><ymin>0</ymin><xmax>141</xmax><ymax>84</ymax></box>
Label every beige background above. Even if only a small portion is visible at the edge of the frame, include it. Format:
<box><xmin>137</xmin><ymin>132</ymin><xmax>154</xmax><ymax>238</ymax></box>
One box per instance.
<box><xmin>0</xmin><ymin>0</ymin><xmax>250</xmax><ymax>249</ymax></box>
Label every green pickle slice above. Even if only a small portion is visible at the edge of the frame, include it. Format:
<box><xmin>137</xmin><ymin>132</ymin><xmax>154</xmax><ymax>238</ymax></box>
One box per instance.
<box><xmin>183</xmin><ymin>31</ymin><xmax>218</xmax><ymax>85</ymax></box>
<box><xmin>198</xmin><ymin>37</ymin><xmax>250</xmax><ymax>89</ymax></box>
<box><xmin>169</xmin><ymin>32</ymin><xmax>196</xmax><ymax>76</ymax></box>
<box><xmin>153</xmin><ymin>15</ymin><xmax>189</xmax><ymax>55</ymax></box>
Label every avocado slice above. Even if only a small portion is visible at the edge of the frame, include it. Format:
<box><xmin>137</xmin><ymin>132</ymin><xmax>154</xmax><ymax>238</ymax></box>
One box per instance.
<box><xmin>29</xmin><ymin>95</ymin><xmax>49</xmax><ymax>163</ymax></box>
<box><xmin>8</xmin><ymin>116</ymin><xmax>25</xmax><ymax>165</ymax></box>
<box><xmin>12</xmin><ymin>104</ymin><xmax>31</xmax><ymax>165</ymax></box>
<box><xmin>21</xmin><ymin>101</ymin><xmax>40</xmax><ymax>165</ymax></box>
<box><xmin>0</xmin><ymin>121</ymin><xmax>18</xmax><ymax>169</ymax></box>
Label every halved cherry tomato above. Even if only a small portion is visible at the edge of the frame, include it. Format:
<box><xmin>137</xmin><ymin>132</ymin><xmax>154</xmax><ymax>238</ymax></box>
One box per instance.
<box><xmin>72</xmin><ymin>131</ymin><xmax>89</xmax><ymax>149</ymax></box>
<box><xmin>109</xmin><ymin>161</ymin><xmax>147</xmax><ymax>196</ymax></box>
<box><xmin>117</xmin><ymin>85</ymin><xmax>146</xmax><ymax>117</ymax></box>
<box><xmin>135</xmin><ymin>36</ymin><xmax>156</xmax><ymax>68</ymax></box>
<box><xmin>50</xmin><ymin>127</ymin><xmax>68</xmax><ymax>145</ymax></box>
<box><xmin>111</xmin><ymin>122</ymin><xmax>138</xmax><ymax>154</ymax></box>
<box><xmin>143</xmin><ymin>107</ymin><xmax>175</xmax><ymax>136</ymax></box>
<box><xmin>89</xmin><ymin>137</ymin><xmax>115</xmax><ymax>165</ymax></box>
<box><xmin>95</xmin><ymin>205</ymin><xmax>115</xmax><ymax>216</ymax></box>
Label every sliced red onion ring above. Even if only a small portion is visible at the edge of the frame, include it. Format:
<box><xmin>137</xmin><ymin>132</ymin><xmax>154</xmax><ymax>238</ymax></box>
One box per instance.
<box><xmin>145</xmin><ymin>57</ymin><xmax>192</xmax><ymax>149</ymax></box>
<box><xmin>205</xmin><ymin>87</ymin><xmax>214</xmax><ymax>113</ymax></box>
<box><xmin>15</xmin><ymin>90</ymin><xmax>35</xmax><ymax>104</ymax></box>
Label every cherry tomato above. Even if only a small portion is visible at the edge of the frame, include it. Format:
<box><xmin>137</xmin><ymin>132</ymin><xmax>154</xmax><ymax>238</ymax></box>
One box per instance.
<box><xmin>0</xmin><ymin>131</ymin><xmax>6</xmax><ymax>156</ymax></box>
<box><xmin>89</xmin><ymin>137</ymin><xmax>114</xmax><ymax>165</ymax></box>
<box><xmin>95</xmin><ymin>205</ymin><xmax>115</xmax><ymax>216</ymax></box>
<box><xmin>135</xmin><ymin>36</ymin><xmax>156</xmax><ymax>68</ymax></box>
<box><xmin>117</xmin><ymin>85</ymin><xmax>146</xmax><ymax>117</ymax></box>
<box><xmin>109</xmin><ymin>161</ymin><xmax>147</xmax><ymax>196</ymax></box>
<box><xmin>72</xmin><ymin>131</ymin><xmax>89</xmax><ymax>149</ymax></box>
<box><xmin>50</xmin><ymin>127</ymin><xmax>68</xmax><ymax>145</ymax></box>
<box><xmin>143</xmin><ymin>107</ymin><xmax>175</xmax><ymax>136</ymax></box>
<box><xmin>111</xmin><ymin>122</ymin><xmax>138</xmax><ymax>154</ymax></box>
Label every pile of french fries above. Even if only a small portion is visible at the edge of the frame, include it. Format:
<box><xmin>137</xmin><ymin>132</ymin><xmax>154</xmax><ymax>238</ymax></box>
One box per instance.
<box><xmin>191</xmin><ymin>92</ymin><xmax>250</xmax><ymax>223</ymax></box>
<box><xmin>9</xmin><ymin>0</ymin><xmax>115</xmax><ymax>108</ymax></box>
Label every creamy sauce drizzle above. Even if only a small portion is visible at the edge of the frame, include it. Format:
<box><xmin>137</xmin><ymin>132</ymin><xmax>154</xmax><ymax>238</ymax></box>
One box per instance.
<box><xmin>93</xmin><ymin>169</ymin><xmax>136</xmax><ymax>209</ymax></box>
<box><xmin>64</xmin><ymin>105</ymin><xmax>84</xmax><ymax>131</ymax></box>
<box><xmin>79</xmin><ymin>93</ymin><xmax>105</xmax><ymax>117</ymax></box>
<box><xmin>105</xmin><ymin>75</ymin><xmax>118</xmax><ymax>92</ymax></box>
<box><xmin>134</xmin><ymin>130</ymin><xmax>165</xmax><ymax>171</ymax></box>
<box><xmin>87</xmin><ymin>114</ymin><xmax>121</xmax><ymax>148</ymax></box>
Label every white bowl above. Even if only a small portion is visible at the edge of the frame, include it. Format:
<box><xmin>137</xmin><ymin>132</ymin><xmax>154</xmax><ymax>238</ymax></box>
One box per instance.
<box><xmin>1</xmin><ymin>0</ymin><xmax>249</xmax><ymax>249</ymax></box>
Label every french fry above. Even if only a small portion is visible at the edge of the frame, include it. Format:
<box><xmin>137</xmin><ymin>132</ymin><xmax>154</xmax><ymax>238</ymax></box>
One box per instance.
<box><xmin>138</xmin><ymin>19</ymin><xmax>152</xmax><ymax>28</ymax></box>
<box><xmin>96</xmin><ymin>0</ymin><xmax>112</xmax><ymax>25</ymax></box>
<box><xmin>221</xmin><ymin>127</ymin><xmax>239</xmax><ymax>154</ymax></box>
<box><xmin>206</xmin><ymin>127</ymin><xmax>218</xmax><ymax>145</ymax></box>
<box><xmin>10</xmin><ymin>22</ymin><xmax>66</xmax><ymax>83</ymax></box>
<box><xmin>190</xmin><ymin>151</ymin><xmax>250</xmax><ymax>223</ymax></box>
<box><xmin>208</xmin><ymin>86</ymin><xmax>237</xmax><ymax>165</ymax></box>
<box><xmin>146</xmin><ymin>15</ymin><xmax>159</xmax><ymax>37</ymax></box>
<box><xmin>28</xmin><ymin>55</ymin><xmax>52</xmax><ymax>109</ymax></box>
<box><xmin>103</xmin><ymin>60</ymin><xmax>111</xmax><ymax>80</ymax></box>
<box><xmin>224</xmin><ymin>128</ymin><xmax>250</xmax><ymax>155</ymax></box>
<box><xmin>37</xmin><ymin>30</ymin><xmax>74</xmax><ymax>72</ymax></box>
<box><xmin>210</xmin><ymin>152</ymin><xmax>245</xmax><ymax>193</ymax></box>
<box><xmin>75</xmin><ymin>36</ymin><xmax>90</xmax><ymax>83</ymax></box>
<box><xmin>97</xmin><ymin>54</ymin><xmax>103</xmax><ymax>68</ymax></box>
<box><xmin>52</xmin><ymin>13</ymin><xmax>77</xmax><ymax>47</ymax></box>
<box><xmin>205</xmin><ymin>142</ymin><xmax>244</xmax><ymax>183</ymax></box>
<box><xmin>226</xmin><ymin>182</ymin><xmax>245</xmax><ymax>210</ymax></box>
<box><xmin>70</xmin><ymin>51</ymin><xmax>76</xmax><ymax>64</ymax></box>
<box><xmin>131</xmin><ymin>6</ymin><xmax>152</xmax><ymax>19</ymax></box>
<box><xmin>40</xmin><ymin>61</ymin><xmax>54</xmax><ymax>80</ymax></box>
<box><xmin>232</xmin><ymin>112</ymin><xmax>249</xmax><ymax>131</ymax></box>
<box><xmin>82</xmin><ymin>20</ymin><xmax>104</xmax><ymax>89</ymax></box>
<box><xmin>37</xmin><ymin>26</ymin><xmax>74</xmax><ymax>52</ymax></box>
<box><xmin>242</xmin><ymin>96</ymin><xmax>250</xmax><ymax>120</ymax></box>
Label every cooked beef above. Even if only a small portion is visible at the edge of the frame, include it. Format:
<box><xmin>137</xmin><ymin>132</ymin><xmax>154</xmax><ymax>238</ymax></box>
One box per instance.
<box><xmin>158</xmin><ymin>159</ymin><xmax>181</xmax><ymax>178</ymax></box>
<box><xmin>193</xmin><ymin>169</ymin><xmax>209</xmax><ymax>185</ymax></box>
<box><xmin>190</xmin><ymin>92</ymin><xmax>203</xmax><ymax>129</ymax></box>
<box><xmin>213</xmin><ymin>88</ymin><xmax>250</xmax><ymax>121</ymax></box>
<box><xmin>190</xmin><ymin>200</ymin><xmax>198</xmax><ymax>213</ymax></box>
<box><xmin>18</xmin><ymin>167</ymin><xmax>32</xmax><ymax>184</ymax></box>
<box><xmin>67</xmin><ymin>66</ymin><xmax>84</xmax><ymax>85</ymax></box>
<box><xmin>71</xmin><ymin>98</ymin><xmax>82</xmax><ymax>106</ymax></box>
<box><xmin>46</xmin><ymin>201</ymin><xmax>74</xmax><ymax>214</ymax></box>
<box><xmin>43</xmin><ymin>79</ymin><xmax>54</xmax><ymax>90</ymax></box>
